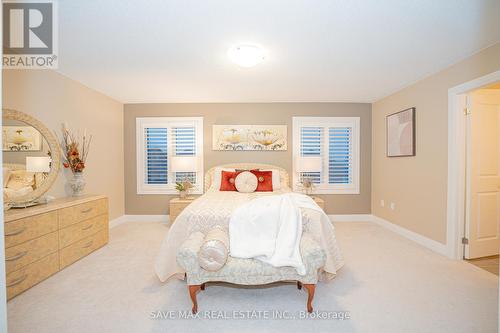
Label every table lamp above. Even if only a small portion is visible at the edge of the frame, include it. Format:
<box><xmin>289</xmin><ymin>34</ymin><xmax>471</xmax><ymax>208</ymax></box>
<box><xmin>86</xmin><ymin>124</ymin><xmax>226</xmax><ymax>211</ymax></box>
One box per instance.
<box><xmin>296</xmin><ymin>156</ymin><xmax>322</xmax><ymax>195</ymax></box>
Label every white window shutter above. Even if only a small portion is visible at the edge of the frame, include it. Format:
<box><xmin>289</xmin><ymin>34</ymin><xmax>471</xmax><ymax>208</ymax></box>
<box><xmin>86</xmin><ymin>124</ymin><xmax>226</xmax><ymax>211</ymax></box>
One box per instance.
<box><xmin>293</xmin><ymin>116</ymin><xmax>360</xmax><ymax>194</ymax></box>
<box><xmin>136</xmin><ymin>117</ymin><xmax>203</xmax><ymax>194</ymax></box>
<box><xmin>328</xmin><ymin>127</ymin><xmax>352</xmax><ymax>184</ymax></box>
<box><xmin>299</xmin><ymin>126</ymin><xmax>322</xmax><ymax>184</ymax></box>
<box><xmin>145</xmin><ymin>128</ymin><xmax>168</xmax><ymax>185</ymax></box>
<box><xmin>173</xmin><ymin>126</ymin><xmax>197</xmax><ymax>184</ymax></box>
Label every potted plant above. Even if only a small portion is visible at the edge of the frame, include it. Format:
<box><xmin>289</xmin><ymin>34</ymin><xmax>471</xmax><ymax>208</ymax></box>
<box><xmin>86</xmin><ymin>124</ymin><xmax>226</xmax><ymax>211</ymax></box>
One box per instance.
<box><xmin>61</xmin><ymin>125</ymin><xmax>92</xmax><ymax>196</ymax></box>
<box><xmin>175</xmin><ymin>179</ymin><xmax>193</xmax><ymax>199</ymax></box>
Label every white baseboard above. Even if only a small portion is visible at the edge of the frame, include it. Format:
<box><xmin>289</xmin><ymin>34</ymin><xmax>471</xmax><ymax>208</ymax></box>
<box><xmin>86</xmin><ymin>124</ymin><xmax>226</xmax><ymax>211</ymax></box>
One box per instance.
<box><xmin>329</xmin><ymin>214</ymin><xmax>373</xmax><ymax>222</ymax></box>
<box><xmin>109</xmin><ymin>215</ymin><xmax>130</xmax><ymax>229</ymax></box>
<box><xmin>371</xmin><ymin>215</ymin><xmax>449</xmax><ymax>257</ymax></box>
<box><xmin>110</xmin><ymin>213</ymin><xmax>450</xmax><ymax>258</ymax></box>
<box><xmin>110</xmin><ymin>215</ymin><xmax>169</xmax><ymax>228</ymax></box>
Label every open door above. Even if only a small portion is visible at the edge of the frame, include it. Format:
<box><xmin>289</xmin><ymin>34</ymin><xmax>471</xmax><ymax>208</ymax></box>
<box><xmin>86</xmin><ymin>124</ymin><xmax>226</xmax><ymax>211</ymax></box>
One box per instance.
<box><xmin>465</xmin><ymin>89</ymin><xmax>500</xmax><ymax>259</ymax></box>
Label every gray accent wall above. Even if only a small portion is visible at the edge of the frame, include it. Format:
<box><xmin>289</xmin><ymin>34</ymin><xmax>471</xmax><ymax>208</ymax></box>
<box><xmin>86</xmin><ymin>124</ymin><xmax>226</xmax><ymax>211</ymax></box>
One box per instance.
<box><xmin>124</xmin><ymin>103</ymin><xmax>372</xmax><ymax>215</ymax></box>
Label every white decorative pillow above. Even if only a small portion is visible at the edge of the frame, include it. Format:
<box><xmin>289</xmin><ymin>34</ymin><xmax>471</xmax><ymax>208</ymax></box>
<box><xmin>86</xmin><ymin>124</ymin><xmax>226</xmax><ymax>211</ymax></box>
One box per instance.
<box><xmin>198</xmin><ymin>227</ymin><xmax>229</xmax><ymax>272</ymax></box>
<box><xmin>210</xmin><ymin>167</ymin><xmax>235</xmax><ymax>190</ymax></box>
<box><xmin>261</xmin><ymin>169</ymin><xmax>281</xmax><ymax>190</ymax></box>
<box><xmin>234</xmin><ymin>171</ymin><xmax>258</xmax><ymax>193</ymax></box>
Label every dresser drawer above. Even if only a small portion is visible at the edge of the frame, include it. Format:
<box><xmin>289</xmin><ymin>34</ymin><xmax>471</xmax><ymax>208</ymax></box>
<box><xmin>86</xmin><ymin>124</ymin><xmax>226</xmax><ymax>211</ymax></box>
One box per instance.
<box><xmin>59</xmin><ymin>214</ymin><xmax>108</xmax><ymax>248</ymax></box>
<box><xmin>59</xmin><ymin>229</ymin><xmax>108</xmax><ymax>269</ymax></box>
<box><xmin>4</xmin><ymin>211</ymin><xmax>58</xmax><ymax>249</ymax></box>
<box><xmin>6</xmin><ymin>252</ymin><xmax>59</xmax><ymax>300</ymax></box>
<box><xmin>58</xmin><ymin>198</ymin><xmax>108</xmax><ymax>228</ymax></box>
<box><xmin>5</xmin><ymin>232</ymin><xmax>58</xmax><ymax>274</ymax></box>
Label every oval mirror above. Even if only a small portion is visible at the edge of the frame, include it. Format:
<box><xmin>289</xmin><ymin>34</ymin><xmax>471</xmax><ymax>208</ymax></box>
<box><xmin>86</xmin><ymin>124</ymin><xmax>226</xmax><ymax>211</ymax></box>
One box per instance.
<box><xmin>2</xmin><ymin>109</ymin><xmax>61</xmax><ymax>206</ymax></box>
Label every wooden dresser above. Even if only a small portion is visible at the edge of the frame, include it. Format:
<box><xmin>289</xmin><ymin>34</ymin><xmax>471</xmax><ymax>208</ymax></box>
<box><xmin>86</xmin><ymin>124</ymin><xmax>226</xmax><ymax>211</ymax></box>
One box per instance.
<box><xmin>4</xmin><ymin>195</ymin><xmax>108</xmax><ymax>300</ymax></box>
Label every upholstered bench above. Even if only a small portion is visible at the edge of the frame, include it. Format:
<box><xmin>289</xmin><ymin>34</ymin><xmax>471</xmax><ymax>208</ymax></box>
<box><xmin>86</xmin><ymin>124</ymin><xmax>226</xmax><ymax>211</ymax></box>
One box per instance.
<box><xmin>176</xmin><ymin>231</ymin><xmax>326</xmax><ymax>313</ymax></box>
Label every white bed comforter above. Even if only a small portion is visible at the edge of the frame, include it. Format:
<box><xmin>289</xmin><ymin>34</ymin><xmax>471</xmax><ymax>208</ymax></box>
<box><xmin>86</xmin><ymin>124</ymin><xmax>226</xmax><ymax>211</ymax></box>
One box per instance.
<box><xmin>230</xmin><ymin>193</ymin><xmax>327</xmax><ymax>275</ymax></box>
<box><xmin>154</xmin><ymin>188</ymin><xmax>344</xmax><ymax>282</ymax></box>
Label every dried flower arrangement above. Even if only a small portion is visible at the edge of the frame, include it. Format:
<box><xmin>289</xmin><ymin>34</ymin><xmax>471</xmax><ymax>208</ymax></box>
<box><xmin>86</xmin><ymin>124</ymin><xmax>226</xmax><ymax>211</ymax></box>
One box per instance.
<box><xmin>61</xmin><ymin>126</ymin><xmax>92</xmax><ymax>174</ymax></box>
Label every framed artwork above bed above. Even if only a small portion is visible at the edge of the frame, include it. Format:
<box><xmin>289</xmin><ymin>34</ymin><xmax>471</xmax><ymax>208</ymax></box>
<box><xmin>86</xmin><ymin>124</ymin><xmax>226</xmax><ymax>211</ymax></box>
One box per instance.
<box><xmin>386</xmin><ymin>107</ymin><xmax>415</xmax><ymax>157</ymax></box>
<box><xmin>212</xmin><ymin>125</ymin><xmax>287</xmax><ymax>151</ymax></box>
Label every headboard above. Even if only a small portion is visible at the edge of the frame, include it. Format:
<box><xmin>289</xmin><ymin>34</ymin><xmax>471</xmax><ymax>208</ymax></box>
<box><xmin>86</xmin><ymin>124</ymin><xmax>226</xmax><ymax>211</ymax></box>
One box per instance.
<box><xmin>204</xmin><ymin>163</ymin><xmax>289</xmax><ymax>192</ymax></box>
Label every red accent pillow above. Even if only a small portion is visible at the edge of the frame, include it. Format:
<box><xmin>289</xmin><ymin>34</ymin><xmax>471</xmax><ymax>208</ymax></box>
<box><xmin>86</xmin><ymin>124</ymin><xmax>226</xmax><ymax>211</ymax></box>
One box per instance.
<box><xmin>219</xmin><ymin>171</ymin><xmax>241</xmax><ymax>191</ymax></box>
<box><xmin>250</xmin><ymin>170</ymin><xmax>273</xmax><ymax>192</ymax></box>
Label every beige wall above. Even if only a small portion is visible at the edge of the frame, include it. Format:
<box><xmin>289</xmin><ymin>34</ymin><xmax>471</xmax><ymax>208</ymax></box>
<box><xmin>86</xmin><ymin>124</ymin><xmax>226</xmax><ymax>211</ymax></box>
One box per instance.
<box><xmin>372</xmin><ymin>42</ymin><xmax>500</xmax><ymax>244</ymax></box>
<box><xmin>2</xmin><ymin>70</ymin><xmax>125</xmax><ymax>220</ymax></box>
<box><xmin>124</xmin><ymin>103</ymin><xmax>371</xmax><ymax>215</ymax></box>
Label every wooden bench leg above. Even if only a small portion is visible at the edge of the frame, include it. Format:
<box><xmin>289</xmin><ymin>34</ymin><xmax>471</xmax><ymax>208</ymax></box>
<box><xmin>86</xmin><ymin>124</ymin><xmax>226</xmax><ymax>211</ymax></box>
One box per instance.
<box><xmin>297</xmin><ymin>281</ymin><xmax>302</xmax><ymax>290</ymax></box>
<box><xmin>303</xmin><ymin>284</ymin><xmax>315</xmax><ymax>313</ymax></box>
<box><xmin>188</xmin><ymin>285</ymin><xmax>202</xmax><ymax>314</ymax></box>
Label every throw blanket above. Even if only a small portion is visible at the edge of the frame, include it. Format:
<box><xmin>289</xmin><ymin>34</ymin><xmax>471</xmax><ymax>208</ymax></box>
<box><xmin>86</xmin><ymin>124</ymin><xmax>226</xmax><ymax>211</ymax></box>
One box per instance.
<box><xmin>230</xmin><ymin>193</ymin><xmax>319</xmax><ymax>275</ymax></box>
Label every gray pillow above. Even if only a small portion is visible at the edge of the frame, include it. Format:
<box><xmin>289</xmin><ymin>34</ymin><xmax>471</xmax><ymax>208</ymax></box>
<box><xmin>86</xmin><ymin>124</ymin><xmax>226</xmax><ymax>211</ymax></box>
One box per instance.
<box><xmin>198</xmin><ymin>227</ymin><xmax>229</xmax><ymax>271</ymax></box>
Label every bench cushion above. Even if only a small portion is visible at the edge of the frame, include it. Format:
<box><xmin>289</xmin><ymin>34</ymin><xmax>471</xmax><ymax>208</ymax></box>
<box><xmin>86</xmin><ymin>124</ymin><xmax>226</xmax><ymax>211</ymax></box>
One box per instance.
<box><xmin>177</xmin><ymin>232</ymin><xmax>326</xmax><ymax>285</ymax></box>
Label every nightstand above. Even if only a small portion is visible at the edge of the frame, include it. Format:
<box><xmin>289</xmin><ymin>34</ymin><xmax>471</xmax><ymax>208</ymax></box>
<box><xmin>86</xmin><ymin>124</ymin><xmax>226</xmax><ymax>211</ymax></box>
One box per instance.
<box><xmin>169</xmin><ymin>197</ymin><xmax>195</xmax><ymax>223</ymax></box>
<box><xmin>311</xmin><ymin>196</ymin><xmax>325</xmax><ymax>210</ymax></box>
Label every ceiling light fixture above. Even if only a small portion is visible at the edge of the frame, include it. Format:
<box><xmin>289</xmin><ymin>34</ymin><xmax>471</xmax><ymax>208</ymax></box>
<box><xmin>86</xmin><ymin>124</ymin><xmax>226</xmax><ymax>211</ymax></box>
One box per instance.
<box><xmin>227</xmin><ymin>44</ymin><xmax>266</xmax><ymax>68</ymax></box>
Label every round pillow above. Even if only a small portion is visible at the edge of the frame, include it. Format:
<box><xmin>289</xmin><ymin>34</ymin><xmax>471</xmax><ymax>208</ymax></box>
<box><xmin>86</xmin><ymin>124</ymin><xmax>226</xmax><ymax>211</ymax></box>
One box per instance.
<box><xmin>234</xmin><ymin>171</ymin><xmax>258</xmax><ymax>193</ymax></box>
<box><xmin>198</xmin><ymin>227</ymin><xmax>229</xmax><ymax>271</ymax></box>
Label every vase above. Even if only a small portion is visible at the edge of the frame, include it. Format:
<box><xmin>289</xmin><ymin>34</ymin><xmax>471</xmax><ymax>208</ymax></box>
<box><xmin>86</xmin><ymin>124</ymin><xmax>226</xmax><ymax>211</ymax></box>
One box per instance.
<box><xmin>69</xmin><ymin>172</ymin><xmax>86</xmax><ymax>196</ymax></box>
<box><xmin>179</xmin><ymin>190</ymin><xmax>187</xmax><ymax>199</ymax></box>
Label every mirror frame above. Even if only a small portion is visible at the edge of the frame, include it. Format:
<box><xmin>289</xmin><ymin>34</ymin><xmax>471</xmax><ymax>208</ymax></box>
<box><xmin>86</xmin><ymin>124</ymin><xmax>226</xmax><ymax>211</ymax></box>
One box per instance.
<box><xmin>3</xmin><ymin>109</ymin><xmax>61</xmax><ymax>204</ymax></box>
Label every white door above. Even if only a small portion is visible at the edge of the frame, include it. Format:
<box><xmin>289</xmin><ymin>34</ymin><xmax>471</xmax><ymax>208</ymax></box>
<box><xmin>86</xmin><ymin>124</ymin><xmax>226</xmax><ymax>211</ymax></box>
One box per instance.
<box><xmin>465</xmin><ymin>89</ymin><xmax>500</xmax><ymax>259</ymax></box>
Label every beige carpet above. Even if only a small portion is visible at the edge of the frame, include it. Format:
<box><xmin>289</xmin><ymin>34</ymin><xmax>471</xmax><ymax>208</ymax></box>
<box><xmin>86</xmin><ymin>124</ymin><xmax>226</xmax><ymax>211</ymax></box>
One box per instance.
<box><xmin>7</xmin><ymin>221</ymin><xmax>499</xmax><ymax>333</ymax></box>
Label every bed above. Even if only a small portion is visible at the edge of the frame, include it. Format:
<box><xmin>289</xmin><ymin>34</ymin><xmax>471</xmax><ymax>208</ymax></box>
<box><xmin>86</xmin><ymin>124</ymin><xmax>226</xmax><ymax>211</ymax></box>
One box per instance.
<box><xmin>154</xmin><ymin>163</ymin><xmax>344</xmax><ymax>283</ymax></box>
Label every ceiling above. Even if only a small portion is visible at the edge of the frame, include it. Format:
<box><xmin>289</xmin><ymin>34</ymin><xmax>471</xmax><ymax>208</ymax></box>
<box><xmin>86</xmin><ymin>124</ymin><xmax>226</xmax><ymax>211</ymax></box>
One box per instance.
<box><xmin>57</xmin><ymin>0</ymin><xmax>500</xmax><ymax>103</ymax></box>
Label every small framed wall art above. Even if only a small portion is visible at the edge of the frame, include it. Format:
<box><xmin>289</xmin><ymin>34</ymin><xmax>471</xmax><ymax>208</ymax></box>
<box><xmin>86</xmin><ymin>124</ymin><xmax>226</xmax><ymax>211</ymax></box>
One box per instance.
<box><xmin>386</xmin><ymin>107</ymin><xmax>415</xmax><ymax>157</ymax></box>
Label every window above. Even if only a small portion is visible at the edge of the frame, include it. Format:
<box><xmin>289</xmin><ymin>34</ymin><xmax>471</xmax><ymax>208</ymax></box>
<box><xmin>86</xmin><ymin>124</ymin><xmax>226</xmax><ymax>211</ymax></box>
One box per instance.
<box><xmin>292</xmin><ymin>117</ymin><xmax>360</xmax><ymax>194</ymax></box>
<box><xmin>136</xmin><ymin>117</ymin><xmax>203</xmax><ymax>194</ymax></box>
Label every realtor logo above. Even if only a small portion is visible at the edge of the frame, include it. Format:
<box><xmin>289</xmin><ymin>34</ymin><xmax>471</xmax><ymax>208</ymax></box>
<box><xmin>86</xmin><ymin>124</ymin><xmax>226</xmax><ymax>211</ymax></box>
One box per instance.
<box><xmin>3</xmin><ymin>0</ymin><xmax>58</xmax><ymax>69</ymax></box>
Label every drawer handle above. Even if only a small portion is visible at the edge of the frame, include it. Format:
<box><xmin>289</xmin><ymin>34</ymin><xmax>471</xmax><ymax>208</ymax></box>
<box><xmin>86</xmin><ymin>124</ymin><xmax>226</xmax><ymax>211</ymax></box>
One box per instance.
<box><xmin>82</xmin><ymin>240</ymin><xmax>94</xmax><ymax>248</ymax></box>
<box><xmin>82</xmin><ymin>224</ymin><xmax>94</xmax><ymax>231</ymax></box>
<box><xmin>6</xmin><ymin>251</ymin><xmax>28</xmax><ymax>261</ymax></box>
<box><xmin>5</xmin><ymin>227</ymin><xmax>26</xmax><ymax>237</ymax></box>
<box><xmin>7</xmin><ymin>274</ymin><xmax>28</xmax><ymax>288</ymax></box>
<box><xmin>81</xmin><ymin>208</ymin><xmax>93</xmax><ymax>214</ymax></box>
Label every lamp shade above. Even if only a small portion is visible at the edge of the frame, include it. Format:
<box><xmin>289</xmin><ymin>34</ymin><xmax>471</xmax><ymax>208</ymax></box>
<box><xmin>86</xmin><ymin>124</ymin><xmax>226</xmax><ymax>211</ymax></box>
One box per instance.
<box><xmin>26</xmin><ymin>156</ymin><xmax>51</xmax><ymax>173</ymax></box>
<box><xmin>296</xmin><ymin>156</ymin><xmax>322</xmax><ymax>172</ymax></box>
<box><xmin>171</xmin><ymin>156</ymin><xmax>198</xmax><ymax>172</ymax></box>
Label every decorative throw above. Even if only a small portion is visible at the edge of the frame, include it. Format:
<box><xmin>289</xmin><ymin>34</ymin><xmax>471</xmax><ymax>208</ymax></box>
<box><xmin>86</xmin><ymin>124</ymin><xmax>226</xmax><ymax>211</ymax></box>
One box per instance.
<box><xmin>219</xmin><ymin>170</ymin><xmax>241</xmax><ymax>191</ymax></box>
<box><xmin>250</xmin><ymin>170</ymin><xmax>273</xmax><ymax>191</ymax></box>
<box><xmin>229</xmin><ymin>193</ymin><xmax>329</xmax><ymax>275</ymax></box>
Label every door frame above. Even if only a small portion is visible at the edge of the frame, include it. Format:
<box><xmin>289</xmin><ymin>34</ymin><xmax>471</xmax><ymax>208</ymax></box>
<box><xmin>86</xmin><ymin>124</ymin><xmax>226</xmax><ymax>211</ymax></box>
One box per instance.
<box><xmin>447</xmin><ymin>70</ymin><xmax>500</xmax><ymax>260</ymax></box>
